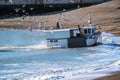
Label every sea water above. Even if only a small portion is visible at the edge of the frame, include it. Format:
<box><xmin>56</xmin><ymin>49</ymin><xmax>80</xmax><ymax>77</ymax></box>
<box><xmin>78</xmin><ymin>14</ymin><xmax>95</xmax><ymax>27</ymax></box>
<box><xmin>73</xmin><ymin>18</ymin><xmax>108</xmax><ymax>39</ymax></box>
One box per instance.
<box><xmin>0</xmin><ymin>29</ymin><xmax>120</xmax><ymax>80</ymax></box>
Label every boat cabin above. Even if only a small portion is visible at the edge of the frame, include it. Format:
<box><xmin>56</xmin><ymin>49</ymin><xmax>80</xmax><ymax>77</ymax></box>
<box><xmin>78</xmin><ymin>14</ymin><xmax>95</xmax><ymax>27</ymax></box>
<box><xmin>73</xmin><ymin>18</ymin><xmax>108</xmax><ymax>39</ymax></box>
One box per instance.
<box><xmin>79</xmin><ymin>26</ymin><xmax>97</xmax><ymax>36</ymax></box>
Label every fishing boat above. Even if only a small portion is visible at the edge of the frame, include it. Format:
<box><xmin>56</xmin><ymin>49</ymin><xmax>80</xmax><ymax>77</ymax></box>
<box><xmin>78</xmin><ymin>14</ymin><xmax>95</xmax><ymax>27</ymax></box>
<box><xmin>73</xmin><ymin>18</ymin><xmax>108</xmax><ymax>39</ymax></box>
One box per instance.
<box><xmin>44</xmin><ymin>18</ymin><xmax>101</xmax><ymax>48</ymax></box>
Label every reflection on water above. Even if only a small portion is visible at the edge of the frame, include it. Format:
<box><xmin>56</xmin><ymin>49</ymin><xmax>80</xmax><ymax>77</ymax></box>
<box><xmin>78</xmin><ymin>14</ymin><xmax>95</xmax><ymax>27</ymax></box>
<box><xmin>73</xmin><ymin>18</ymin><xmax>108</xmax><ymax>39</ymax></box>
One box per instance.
<box><xmin>0</xmin><ymin>29</ymin><xmax>120</xmax><ymax>80</ymax></box>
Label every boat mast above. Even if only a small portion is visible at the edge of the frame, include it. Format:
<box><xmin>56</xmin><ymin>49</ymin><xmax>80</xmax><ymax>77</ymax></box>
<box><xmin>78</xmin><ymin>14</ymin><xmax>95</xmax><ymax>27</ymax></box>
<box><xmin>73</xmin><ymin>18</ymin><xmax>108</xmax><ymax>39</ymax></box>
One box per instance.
<box><xmin>88</xmin><ymin>12</ymin><xmax>93</xmax><ymax>26</ymax></box>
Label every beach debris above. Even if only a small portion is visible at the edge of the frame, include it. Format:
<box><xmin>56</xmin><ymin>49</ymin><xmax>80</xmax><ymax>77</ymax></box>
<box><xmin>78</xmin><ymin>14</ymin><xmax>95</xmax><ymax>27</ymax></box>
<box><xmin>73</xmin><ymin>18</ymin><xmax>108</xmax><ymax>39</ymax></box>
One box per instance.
<box><xmin>70</xmin><ymin>0</ymin><xmax>74</xmax><ymax>3</ymax></box>
<box><xmin>0</xmin><ymin>21</ymin><xmax>4</xmax><ymax>24</ymax></box>
<box><xmin>60</xmin><ymin>13</ymin><xmax>64</xmax><ymax>19</ymax></box>
<box><xmin>77</xmin><ymin>5</ymin><xmax>80</xmax><ymax>8</ymax></box>
<box><xmin>22</xmin><ymin>9</ymin><xmax>26</xmax><ymax>13</ymax></box>
<box><xmin>21</xmin><ymin>15</ymin><xmax>26</xmax><ymax>21</ymax></box>
<box><xmin>50</xmin><ymin>27</ymin><xmax>53</xmax><ymax>30</ymax></box>
<box><xmin>49</xmin><ymin>5</ymin><xmax>53</xmax><ymax>8</ymax></box>
<box><xmin>25</xmin><ymin>12</ymin><xmax>29</xmax><ymax>15</ymax></box>
<box><xmin>8</xmin><ymin>0</ymin><xmax>13</xmax><ymax>4</ymax></box>
<box><xmin>58</xmin><ymin>12</ymin><xmax>68</xmax><ymax>22</ymax></box>
<box><xmin>18</xmin><ymin>22</ymin><xmax>21</xmax><ymax>25</ymax></box>
<box><xmin>22</xmin><ymin>4</ymin><xmax>26</xmax><ymax>8</ymax></box>
<box><xmin>30</xmin><ymin>7</ymin><xmax>34</xmax><ymax>11</ymax></box>
<box><xmin>63</xmin><ymin>9</ymin><xmax>66</xmax><ymax>12</ymax></box>
<box><xmin>14</xmin><ymin>8</ymin><xmax>20</xmax><ymax>13</ymax></box>
<box><xmin>38</xmin><ymin>22</ymin><xmax>42</xmax><ymax>28</ymax></box>
<box><xmin>78</xmin><ymin>17</ymin><xmax>82</xmax><ymax>20</ymax></box>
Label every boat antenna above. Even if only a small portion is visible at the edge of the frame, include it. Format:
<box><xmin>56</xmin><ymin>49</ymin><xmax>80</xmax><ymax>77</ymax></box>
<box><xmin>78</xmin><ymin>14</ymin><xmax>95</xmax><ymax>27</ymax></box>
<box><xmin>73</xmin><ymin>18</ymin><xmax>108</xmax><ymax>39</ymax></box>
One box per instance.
<box><xmin>88</xmin><ymin>12</ymin><xmax>93</xmax><ymax>26</ymax></box>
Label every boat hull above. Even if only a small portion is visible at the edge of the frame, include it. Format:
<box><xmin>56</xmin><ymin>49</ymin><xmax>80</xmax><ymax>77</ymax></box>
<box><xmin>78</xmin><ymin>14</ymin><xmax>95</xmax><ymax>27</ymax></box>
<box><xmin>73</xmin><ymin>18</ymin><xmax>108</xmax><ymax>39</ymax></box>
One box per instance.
<box><xmin>46</xmin><ymin>35</ymin><xmax>100</xmax><ymax>48</ymax></box>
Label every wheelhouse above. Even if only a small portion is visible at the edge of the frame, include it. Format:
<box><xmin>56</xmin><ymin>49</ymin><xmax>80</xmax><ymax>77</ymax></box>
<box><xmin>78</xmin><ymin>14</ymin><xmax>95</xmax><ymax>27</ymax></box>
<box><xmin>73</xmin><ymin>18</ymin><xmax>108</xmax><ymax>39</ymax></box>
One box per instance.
<box><xmin>80</xmin><ymin>26</ymin><xmax>96</xmax><ymax>36</ymax></box>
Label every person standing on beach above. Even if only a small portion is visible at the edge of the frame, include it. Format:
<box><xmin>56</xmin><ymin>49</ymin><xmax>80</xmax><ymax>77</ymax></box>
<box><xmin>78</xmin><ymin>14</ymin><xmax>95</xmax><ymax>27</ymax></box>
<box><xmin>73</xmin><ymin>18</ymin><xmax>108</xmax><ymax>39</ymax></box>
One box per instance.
<box><xmin>56</xmin><ymin>22</ymin><xmax>61</xmax><ymax>29</ymax></box>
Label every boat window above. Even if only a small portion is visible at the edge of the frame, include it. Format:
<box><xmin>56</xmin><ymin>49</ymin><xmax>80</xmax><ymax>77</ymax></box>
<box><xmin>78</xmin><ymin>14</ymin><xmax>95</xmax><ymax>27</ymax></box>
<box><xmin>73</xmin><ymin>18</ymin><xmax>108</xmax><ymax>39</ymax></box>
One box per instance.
<box><xmin>88</xmin><ymin>29</ymin><xmax>91</xmax><ymax>34</ymax></box>
<box><xmin>76</xmin><ymin>33</ymin><xmax>80</xmax><ymax>37</ymax></box>
<box><xmin>92</xmin><ymin>29</ymin><xmax>94</xmax><ymax>33</ymax></box>
<box><xmin>50</xmin><ymin>40</ymin><xmax>53</xmax><ymax>42</ymax></box>
<box><xmin>89</xmin><ymin>36</ymin><xmax>92</xmax><ymax>38</ymax></box>
<box><xmin>54</xmin><ymin>40</ymin><xmax>58</xmax><ymax>42</ymax></box>
<box><xmin>50</xmin><ymin>40</ymin><xmax>58</xmax><ymax>43</ymax></box>
<box><xmin>87</xmin><ymin>36</ymin><xmax>92</xmax><ymax>39</ymax></box>
<box><xmin>84</xmin><ymin>29</ymin><xmax>87</xmax><ymax>34</ymax></box>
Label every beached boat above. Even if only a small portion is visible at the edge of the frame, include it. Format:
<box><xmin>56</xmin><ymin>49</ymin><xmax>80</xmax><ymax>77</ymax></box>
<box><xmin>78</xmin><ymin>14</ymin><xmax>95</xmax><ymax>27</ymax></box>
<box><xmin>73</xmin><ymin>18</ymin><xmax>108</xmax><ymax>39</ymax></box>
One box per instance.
<box><xmin>44</xmin><ymin>19</ymin><xmax>101</xmax><ymax>48</ymax></box>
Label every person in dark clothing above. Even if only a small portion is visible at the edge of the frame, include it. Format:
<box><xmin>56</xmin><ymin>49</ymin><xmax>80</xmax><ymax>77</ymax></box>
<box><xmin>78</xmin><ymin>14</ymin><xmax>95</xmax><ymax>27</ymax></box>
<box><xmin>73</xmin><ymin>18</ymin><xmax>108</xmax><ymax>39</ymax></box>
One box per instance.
<box><xmin>77</xmin><ymin>25</ymin><xmax>81</xmax><ymax>37</ymax></box>
<box><xmin>78</xmin><ymin>25</ymin><xmax>81</xmax><ymax>32</ymax></box>
<box><xmin>56</xmin><ymin>22</ymin><xmax>60</xmax><ymax>29</ymax></box>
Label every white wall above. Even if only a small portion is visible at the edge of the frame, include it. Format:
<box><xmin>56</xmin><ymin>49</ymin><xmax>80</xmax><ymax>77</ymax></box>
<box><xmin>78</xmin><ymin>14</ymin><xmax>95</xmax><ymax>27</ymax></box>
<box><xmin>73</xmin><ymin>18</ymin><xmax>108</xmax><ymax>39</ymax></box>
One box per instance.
<box><xmin>58</xmin><ymin>39</ymin><xmax>68</xmax><ymax>48</ymax></box>
<box><xmin>0</xmin><ymin>0</ymin><xmax>43</xmax><ymax>5</ymax></box>
<box><xmin>44</xmin><ymin>0</ymin><xmax>70</xmax><ymax>4</ymax></box>
<box><xmin>43</xmin><ymin>0</ymin><xmax>105</xmax><ymax>4</ymax></box>
<box><xmin>0</xmin><ymin>0</ymin><xmax>5</xmax><ymax>5</ymax></box>
<box><xmin>44</xmin><ymin>29</ymin><xmax>70</xmax><ymax>39</ymax></box>
<box><xmin>84</xmin><ymin>0</ymin><xmax>105</xmax><ymax>3</ymax></box>
<box><xmin>0</xmin><ymin>0</ymin><xmax>106</xmax><ymax>5</ymax></box>
<box><xmin>43</xmin><ymin>0</ymin><xmax>82</xmax><ymax>4</ymax></box>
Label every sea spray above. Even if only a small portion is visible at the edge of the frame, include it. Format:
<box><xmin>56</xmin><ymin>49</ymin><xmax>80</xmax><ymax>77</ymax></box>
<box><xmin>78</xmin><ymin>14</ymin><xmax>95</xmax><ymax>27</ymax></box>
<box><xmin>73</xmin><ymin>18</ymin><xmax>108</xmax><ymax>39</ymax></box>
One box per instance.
<box><xmin>101</xmin><ymin>32</ymin><xmax>120</xmax><ymax>45</ymax></box>
<box><xmin>0</xmin><ymin>40</ymin><xmax>48</xmax><ymax>51</ymax></box>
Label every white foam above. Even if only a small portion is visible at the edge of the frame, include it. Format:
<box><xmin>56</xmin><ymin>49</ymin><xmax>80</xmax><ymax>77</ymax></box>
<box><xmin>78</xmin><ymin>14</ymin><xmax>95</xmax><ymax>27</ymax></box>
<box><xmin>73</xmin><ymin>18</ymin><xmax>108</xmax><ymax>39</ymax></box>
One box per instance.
<box><xmin>101</xmin><ymin>32</ymin><xmax>120</xmax><ymax>45</ymax></box>
<box><xmin>0</xmin><ymin>41</ymin><xmax>48</xmax><ymax>51</ymax></box>
<box><xmin>1</xmin><ymin>63</ymin><xmax>120</xmax><ymax>80</ymax></box>
<box><xmin>102</xmin><ymin>36</ymin><xmax>113</xmax><ymax>44</ymax></box>
<box><xmin>102</xmin><ymin>32</ymin><xmax>114</xmax><ymax>37</ymax></box>
<box><xmin>3</xmin><ymin>63</ymin><xmax>20</xmax><ymax>67</ymax></box>
<box><xmin>110</xmin><ymin>60</ymin><xmax>120</xmax><ymax>66</ymax></box>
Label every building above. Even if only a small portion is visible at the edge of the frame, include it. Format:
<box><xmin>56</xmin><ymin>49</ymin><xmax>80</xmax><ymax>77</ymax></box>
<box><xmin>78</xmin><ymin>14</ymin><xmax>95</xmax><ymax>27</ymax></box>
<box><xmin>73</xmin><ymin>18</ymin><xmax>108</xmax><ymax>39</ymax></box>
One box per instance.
<box><xmin>0</xmin><ymin>0</ymin><xmax>108</xmax><ymax>5</ymax></box>
<box><xmin>0</xmin><ymin>0</ymin><xmax>109</xmax><ymax>15</ymax></box>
